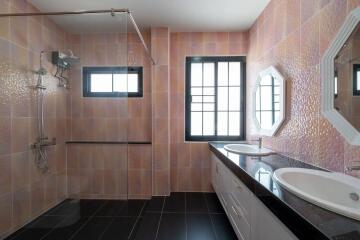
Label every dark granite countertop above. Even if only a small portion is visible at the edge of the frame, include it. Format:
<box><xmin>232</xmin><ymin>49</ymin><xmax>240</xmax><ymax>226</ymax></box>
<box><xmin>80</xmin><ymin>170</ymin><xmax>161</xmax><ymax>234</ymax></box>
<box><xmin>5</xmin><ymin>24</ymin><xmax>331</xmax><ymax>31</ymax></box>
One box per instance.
<box><xmin>209</xmin><ymin>142</ymin><xmax>360</xmax><ymax>240</ymax></box>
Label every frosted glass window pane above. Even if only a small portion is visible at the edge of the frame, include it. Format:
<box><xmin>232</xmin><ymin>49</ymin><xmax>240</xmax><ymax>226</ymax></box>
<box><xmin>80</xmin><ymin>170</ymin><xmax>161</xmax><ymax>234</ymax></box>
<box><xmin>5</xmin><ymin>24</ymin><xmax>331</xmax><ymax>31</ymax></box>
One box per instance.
<box><xmin>91</xmin><ymin>74</ymin><xmax>112</xmax><ymax>92</ymax></box>
<box><xmin>260</xmin><ymin>86</ymin><xmax>272</xmax><ymax>110</ymax></box>
<box><xmin>191</xmin><ymin>103</ymin><xmax>202</xmax><ymax>111</ymax></box>
<box><xmin>203</xmin><ymin>103</ymin><xmax>214</xmax><ymax>111</ymax></box>
<box><xmin>203</xmin><ymin>87</ymin><xmax>215</xmax><ymax>95</ymax></box>
<box><xmin>229</xmin><ymin>112</ymin><xmax>240</xmax><ymax>136</ymax></box>
<box><xmin>191</xmin><ymin>87</ymin><xmax>202</xmax><ymax>95</ymax></box>
<box><xmin>218</xmin><ymin>112</ymin><xmax>228</xmax><ymax>135</ymax></box>
<box><xmin>191</xmin><ymin>63</ymin><xmax>202</xmax><ymax>86</ymax></box>
<box><xmin>261</xmin><ymin>75</ymin><xmax>272</xmax><ymax>85</ymax></box>
<box><xmin>357</xmin><ymin>71</ymin><xmax>360</xmax><ymax>90</ymax></box>
<box><xmin>203</xmin><ymin>63</ymin><xmax>215</xmax><ymax>86</ymax></box>
<box><xmin>127</xmin><ymin>74</ymin><xmax>138</xmax><ymax>92</ymax></box>
<box><xmin>203</xmin><ymin>112</ymin><xmax>215</xmax><ymax>135</ymax></box>
<box><xmin>261</xmin><ymin>111</ymin><xmax>273</xmax><ymax>130</ymax></box>
<box><xmin>192</xmin><ymin>96</ymin><xmax>202</xmax><ymax>103</ymax></box>
<box><xmin>229</xmin><ymin>87</ymin><xmax>240</xmax><ymax>111</ymax></box>
<box><xmin>113</xmin><ymin>74</ymin><xmax>127</xmax><ymax>92</ymax></box>
<box><xmin>218</xmin><ymin>87</ymin><xmax>228</xmax><ymax>111</ymax></box>
<box><xmin>218</xmin><ymin>62</ymin><xmax>228</xmax><ymax>86</ymax></box>
<box><xmin>229</xmin><ymin>62</ymin><xmax>241</xmax><ymax>86</ymax></box>
<box><xmin>203</xmin><ymin>96</ymin><xmax>215</xmax><ymax>103</ymax></box>
<box><xmin>191</xmin><ymin>112</ymin><xmax>202</xmax><ymax>135</ymax></box>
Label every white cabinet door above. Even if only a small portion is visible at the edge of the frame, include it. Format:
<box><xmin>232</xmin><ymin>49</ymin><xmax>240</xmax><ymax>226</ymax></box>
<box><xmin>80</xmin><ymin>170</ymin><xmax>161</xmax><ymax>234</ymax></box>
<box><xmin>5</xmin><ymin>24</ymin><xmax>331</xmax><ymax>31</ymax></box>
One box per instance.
<box><xmin>250</xmin><ymin>196</ymin><xmax>298</xmax><ymax>240</ymax></box>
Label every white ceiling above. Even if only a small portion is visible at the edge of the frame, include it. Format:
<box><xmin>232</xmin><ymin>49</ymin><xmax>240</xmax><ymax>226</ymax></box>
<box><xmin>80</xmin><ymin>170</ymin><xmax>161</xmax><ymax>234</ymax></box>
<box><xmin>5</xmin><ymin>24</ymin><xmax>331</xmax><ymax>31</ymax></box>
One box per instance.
<box><xmin>29</xmin><ymin>0</ymin><xmax>269</xmax><ymax>33</ymax></box>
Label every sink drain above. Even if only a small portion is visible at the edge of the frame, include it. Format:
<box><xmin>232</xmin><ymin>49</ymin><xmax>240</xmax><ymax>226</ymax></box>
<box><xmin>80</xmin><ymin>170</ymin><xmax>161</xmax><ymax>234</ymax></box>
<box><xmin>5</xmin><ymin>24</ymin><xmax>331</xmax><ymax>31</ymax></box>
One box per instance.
<box><xmin>349</xmin><ymin>192</ymin><xmax>359</xmax><ymax>201</ymax></box>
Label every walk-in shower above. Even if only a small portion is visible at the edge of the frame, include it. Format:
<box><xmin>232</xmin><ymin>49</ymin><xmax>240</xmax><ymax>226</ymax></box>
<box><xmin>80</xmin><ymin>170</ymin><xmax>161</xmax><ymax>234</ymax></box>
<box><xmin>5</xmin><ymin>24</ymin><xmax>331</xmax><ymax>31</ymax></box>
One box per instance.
<box><xmin>0</xmin><ymin>7</ymin><xmax>154</xmax><ymax>237</ymax></box>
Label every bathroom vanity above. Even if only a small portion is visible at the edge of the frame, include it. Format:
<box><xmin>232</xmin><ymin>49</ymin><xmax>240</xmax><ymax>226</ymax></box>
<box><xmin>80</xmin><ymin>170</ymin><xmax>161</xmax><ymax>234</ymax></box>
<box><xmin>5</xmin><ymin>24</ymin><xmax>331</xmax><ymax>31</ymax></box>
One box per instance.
<box><xmin>209</xmin><ymin>143</ymin><xmax>360</xmax><ymax>240</ymax></box>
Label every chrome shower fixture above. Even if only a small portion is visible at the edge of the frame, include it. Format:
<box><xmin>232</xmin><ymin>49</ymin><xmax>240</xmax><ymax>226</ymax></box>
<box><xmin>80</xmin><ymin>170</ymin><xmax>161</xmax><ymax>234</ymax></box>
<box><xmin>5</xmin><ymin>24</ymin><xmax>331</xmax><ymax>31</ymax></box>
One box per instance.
<box><xmin>52</xmin><ymin>50</ymin><xmax>80</xmax><ymax>89</ymax></box>
<box><xmin>32</xmin><ymin>51</ymin><xmax>57</xmax><ymax>173</ymax></box>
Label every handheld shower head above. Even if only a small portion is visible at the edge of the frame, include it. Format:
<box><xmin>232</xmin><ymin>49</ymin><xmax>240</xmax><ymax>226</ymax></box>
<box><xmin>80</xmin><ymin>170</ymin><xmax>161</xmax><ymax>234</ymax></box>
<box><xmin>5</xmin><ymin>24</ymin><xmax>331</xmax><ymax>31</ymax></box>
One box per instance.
<box><xmin>63</xmin><ymin>50</ymin><xmax>80</xmax><ymax>65</ymax></box>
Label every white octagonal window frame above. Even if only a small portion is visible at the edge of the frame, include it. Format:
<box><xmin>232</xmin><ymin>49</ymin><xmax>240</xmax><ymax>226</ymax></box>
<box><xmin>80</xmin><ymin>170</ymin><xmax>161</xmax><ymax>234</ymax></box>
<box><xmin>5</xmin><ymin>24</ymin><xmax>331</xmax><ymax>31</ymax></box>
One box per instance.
<box><xmin>252</xmin><ymin>66</ymin><xmax>286</xmax><ymax>137</ymax></box>
<box><xmin>321</xmin><ymin>7</ymin><xmax>360</xmax><ymax>145</ymax></box>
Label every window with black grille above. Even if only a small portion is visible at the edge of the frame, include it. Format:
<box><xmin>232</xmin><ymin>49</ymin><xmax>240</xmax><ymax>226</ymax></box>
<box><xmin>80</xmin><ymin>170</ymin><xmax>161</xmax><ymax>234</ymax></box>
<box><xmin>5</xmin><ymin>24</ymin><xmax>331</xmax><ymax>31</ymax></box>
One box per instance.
<box><xmin>185</xmin><ymin>56</ymin><xmax>246</xmax><ymax>141</ymax></box>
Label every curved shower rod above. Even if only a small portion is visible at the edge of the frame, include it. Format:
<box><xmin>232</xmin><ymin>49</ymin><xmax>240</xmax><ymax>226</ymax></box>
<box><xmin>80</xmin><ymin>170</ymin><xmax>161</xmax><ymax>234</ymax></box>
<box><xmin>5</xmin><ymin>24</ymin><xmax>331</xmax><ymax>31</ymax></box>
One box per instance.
<box><xmin>0</xmin><ymin>8</ymin><xmax>156</xmax><ymax>65</ymax></box>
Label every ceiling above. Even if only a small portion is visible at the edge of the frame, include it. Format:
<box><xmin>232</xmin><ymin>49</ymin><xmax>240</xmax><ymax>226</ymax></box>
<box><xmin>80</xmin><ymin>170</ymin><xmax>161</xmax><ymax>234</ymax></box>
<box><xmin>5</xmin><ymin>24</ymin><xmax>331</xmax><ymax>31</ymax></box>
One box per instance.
<box><xmin>29</xmin><ymin>0</ymin><xmax>269</xmax><ymax>33</ymax></box>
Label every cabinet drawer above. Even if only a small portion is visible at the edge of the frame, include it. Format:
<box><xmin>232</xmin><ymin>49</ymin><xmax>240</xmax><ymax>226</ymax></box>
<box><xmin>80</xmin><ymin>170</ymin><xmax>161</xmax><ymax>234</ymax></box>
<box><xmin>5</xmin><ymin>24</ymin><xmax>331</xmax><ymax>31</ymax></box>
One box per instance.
<box><xmin>228</xmin><ymin>194</ymin><xmax>251</xmax><ymax>240</ymax></box>
<box><xmin>227</xmin><ymin>173</ymin><xmax>251</xmax><ymax>221</ymax></box>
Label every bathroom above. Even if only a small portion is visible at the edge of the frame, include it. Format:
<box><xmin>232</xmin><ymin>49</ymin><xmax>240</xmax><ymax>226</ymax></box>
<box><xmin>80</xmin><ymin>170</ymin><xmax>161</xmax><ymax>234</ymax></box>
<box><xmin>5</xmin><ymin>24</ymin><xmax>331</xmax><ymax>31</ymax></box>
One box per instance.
<box><xmin>0</xmin><ymin>0</ymin><xmax>360</xmax><ymax>239</ymax></box>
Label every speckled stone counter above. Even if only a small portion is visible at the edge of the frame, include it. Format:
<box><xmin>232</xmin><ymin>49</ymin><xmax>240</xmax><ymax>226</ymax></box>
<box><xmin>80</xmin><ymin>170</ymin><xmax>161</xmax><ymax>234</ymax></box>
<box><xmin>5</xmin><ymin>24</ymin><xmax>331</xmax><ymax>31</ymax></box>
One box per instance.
<box><xmin>209</xmin><ymin>142</ymin><xmax>360</xmax><ymax>240</ymax></box>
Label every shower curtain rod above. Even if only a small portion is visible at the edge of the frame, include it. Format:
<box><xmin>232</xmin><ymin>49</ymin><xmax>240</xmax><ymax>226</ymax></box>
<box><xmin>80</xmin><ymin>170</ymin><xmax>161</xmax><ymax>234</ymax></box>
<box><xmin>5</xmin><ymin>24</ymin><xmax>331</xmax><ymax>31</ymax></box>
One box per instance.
<box><xmin>0</xmin><ymin>8</ymin><xmax>156</xmax><ymax>65</ymax></box>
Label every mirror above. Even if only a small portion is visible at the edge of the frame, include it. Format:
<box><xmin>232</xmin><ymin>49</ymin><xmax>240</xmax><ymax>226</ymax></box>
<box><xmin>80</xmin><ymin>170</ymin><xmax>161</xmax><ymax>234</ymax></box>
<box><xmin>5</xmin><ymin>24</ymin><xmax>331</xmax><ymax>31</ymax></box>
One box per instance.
<box><xmin>321</xmin><ymin>7</ymin><xmax>360</xmax><ymax>145</ymax></box>
<box><xmin>253</xmin><ymin>66</ymin><xmax>286</xmax><ymax>136</ymax></box>
<box><xmin>334</xmin><ymin>25</ymin><xmax>360</xmax><ymax>130</ymax></box>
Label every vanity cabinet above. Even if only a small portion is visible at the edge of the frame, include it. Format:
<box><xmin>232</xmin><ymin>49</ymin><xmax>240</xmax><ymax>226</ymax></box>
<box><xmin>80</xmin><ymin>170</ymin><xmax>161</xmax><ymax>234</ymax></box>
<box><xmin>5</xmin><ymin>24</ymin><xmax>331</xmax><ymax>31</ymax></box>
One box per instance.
<box><xmin>211</xmin><ymin>153</ymin><xmax>298</xmax><ymax>240</ymax></box>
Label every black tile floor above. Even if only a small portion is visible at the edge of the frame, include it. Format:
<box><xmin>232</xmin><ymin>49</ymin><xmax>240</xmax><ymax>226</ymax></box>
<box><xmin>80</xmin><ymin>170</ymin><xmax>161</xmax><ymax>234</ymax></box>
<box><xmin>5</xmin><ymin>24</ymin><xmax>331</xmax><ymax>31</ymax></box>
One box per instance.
<box><xmin>5</xmin><ymin>192</ymin><xmax>237</xmax><ymax>240</ymax></box>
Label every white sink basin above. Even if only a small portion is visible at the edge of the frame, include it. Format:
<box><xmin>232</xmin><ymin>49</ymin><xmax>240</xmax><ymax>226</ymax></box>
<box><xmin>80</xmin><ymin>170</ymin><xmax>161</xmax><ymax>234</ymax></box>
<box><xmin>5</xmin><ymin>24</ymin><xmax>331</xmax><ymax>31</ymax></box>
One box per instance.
<box><xmin>224</xmin><ymin>144</ymin><xmax>274</xmax><ymax>156</ymax></box>
<box><xmin>273</xmin><ymin>168</ymin><xmax>360</xmax><ymax>221</ymax></box>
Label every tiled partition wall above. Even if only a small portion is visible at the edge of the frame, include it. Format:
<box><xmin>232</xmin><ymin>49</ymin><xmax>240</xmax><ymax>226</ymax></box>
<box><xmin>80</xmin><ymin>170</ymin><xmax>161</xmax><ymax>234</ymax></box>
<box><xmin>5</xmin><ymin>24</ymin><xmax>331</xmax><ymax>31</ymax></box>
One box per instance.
<box><xmin>247</xmin><ymin>0</ymin><xmax>360</xmax><ymax>177</ymax></box>
<box><xmin>0</xmin><ymin>0</ymin><xmax>69</xmax><ymax>237</ymax></box>
<box><xmin>66</xmin><ymin>32</ymin><xmax>153</xmax><ymax>199</ymax></box>
<box><xmin>151</xmin><ymin>28</ymin><xmax>171</xmax><ymax>196</ymax></box>
<box><xmin>170</xmin><ymin>32</ymin><xmax>248</xmax><ymax>191</ymax></box>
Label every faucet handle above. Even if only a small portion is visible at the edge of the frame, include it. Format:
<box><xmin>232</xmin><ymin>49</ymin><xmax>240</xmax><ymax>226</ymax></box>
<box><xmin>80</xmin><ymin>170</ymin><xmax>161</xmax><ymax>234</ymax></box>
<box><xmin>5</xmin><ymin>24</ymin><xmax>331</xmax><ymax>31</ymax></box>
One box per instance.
<box><xmin>346</xmin><ymin>161</ymin><xmax>360</xmax><ymax>171</ymax></box>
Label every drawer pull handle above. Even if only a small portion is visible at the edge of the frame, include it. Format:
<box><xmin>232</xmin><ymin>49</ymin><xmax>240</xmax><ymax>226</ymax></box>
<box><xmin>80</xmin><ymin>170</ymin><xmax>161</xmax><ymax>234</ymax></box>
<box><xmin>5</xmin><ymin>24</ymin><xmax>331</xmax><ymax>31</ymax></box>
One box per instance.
<box><xmin>233</xmin><ymin>180</ymin><xmax>242</xmax><ymax>190</ymax></box>
<box><xmin>231</xmin><ymin>206</ymin><xmax>239</xmax><ymax>216</ymax></box>
<box><xmin>234</xmin><ymin>205</ymin><xmax>244</xmax><ymax>217</ymax></box>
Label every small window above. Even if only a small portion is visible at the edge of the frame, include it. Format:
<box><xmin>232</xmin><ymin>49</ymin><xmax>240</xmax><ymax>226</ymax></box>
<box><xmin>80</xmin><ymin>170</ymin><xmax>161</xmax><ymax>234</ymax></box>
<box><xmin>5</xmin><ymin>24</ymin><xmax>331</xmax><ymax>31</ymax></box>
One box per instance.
<box><xmin>185</xmin><ymin>56</ymin><xmax>246</xmax><ymax>141</ymax></box>
<box><xmin>353</xmin><ymin>64</ymin><xmax>360</xmax><ymax>96</ymax></box>
<box><xmin>83</xmin><ymin>66</ymin><xmax>143</xmax><ymax>97</ymax></box>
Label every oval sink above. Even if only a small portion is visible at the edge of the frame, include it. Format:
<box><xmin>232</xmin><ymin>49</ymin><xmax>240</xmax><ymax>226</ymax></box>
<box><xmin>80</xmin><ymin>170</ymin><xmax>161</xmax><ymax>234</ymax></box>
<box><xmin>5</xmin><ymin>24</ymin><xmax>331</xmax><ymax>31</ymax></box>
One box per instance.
<box><xmin>224</xmin><ymin>144</ymin><xmax>274</xmax><ymax>156</ymax></box>
<box><xmin>273</xmin><ymin>168</ymin><xmax>360</xmax><ymax>221</ymax></box>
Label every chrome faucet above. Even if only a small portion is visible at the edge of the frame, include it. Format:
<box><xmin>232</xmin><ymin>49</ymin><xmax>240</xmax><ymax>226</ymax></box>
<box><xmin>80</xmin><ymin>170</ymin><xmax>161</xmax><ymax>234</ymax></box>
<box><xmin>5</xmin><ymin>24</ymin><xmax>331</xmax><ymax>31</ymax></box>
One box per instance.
<box><xmin>251</xmin><ymin>137</ymin><xmax>263</xmax><ymax>149</ymax></box>
<box><xmin>346</xmin><ymin>161</ymin><xmax>360</xmax><ymax>172</ymax></box>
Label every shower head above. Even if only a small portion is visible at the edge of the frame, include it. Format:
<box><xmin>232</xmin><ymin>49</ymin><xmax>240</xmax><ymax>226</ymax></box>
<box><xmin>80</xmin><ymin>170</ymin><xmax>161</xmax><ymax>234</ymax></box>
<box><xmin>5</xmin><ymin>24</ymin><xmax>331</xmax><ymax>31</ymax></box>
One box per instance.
<box><xmin>63</xmin><ymin>50</ymin><xmax>80</xmax><ymax>65</ymax></box>
<box><xmin>52</xmin><ymin>50</ymin><xmax>80</xmax><ymax>68</ymax></box>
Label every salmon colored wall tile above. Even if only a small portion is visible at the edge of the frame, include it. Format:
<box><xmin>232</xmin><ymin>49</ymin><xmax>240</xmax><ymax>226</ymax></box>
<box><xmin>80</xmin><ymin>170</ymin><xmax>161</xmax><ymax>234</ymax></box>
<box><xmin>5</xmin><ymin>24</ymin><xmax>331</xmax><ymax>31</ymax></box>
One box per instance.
<box><xmin>0</xmin><ymin>155</ymin><xmax>11</xmax><ymax>195</ymax></box>
<box><xmin>0</xmin><ymin>1</ymin><xmax>69</xmax><ymax>237</ymax></box>
<box><xmin>0</xmin><ymin>193</ymin><xmax>12</xmax><ymax>237</ymax></box>
<box><xmin>247</xmin><ymin>0</ymin><xmax>360</xmax><ymax>175</ymax></box>
<box><xmin>170</xmin><ymin>31</ymin><xmax>248</xmax><ymax>192</ymax></box>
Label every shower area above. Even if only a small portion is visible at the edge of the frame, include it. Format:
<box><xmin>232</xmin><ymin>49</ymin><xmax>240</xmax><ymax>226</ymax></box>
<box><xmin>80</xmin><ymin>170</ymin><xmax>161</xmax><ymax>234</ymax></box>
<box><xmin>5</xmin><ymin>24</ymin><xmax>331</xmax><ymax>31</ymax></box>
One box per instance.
<box><xmin>0</xmin><ymin>2</ymin><xmax>158</xmax><ymax>237</ymax></box>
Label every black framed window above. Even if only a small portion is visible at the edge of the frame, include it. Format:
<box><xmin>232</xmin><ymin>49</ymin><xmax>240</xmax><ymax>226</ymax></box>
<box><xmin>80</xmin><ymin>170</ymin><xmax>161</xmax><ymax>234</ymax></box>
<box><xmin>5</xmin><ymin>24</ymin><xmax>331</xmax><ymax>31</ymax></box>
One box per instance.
<box><xmin>353</xmin><ymin>64</ymin><xmax>360</xmax><ymax>96</ymax></box>
<box><xmin>185</xmin><ymin>56</ymin><xmax>246</xmax><ymax>141</ymax></box>
<box><xmin>83</xmin><ymin>66</ymin><xmax>143</xmax><ymax>97</ymax></box>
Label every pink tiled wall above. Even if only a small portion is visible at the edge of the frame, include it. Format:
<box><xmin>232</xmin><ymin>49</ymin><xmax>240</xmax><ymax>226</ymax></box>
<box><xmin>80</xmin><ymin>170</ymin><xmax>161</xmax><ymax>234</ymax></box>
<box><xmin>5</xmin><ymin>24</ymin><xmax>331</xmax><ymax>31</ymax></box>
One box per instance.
<box><xmin>66</xmin><ymin>32</ymin><xmax>153</xmax><ymax>199</ymax></box>
<box><xmin>152</xmin><ymin>28</ymin><xmax>171</xmax><ymax>196</ymax></box>
<box><xmin>0</xmin><ymin>0</ymin><xmax>69</xmax><ymax>237</ymax></box>
<box><xmin>170</xmin><ymin>32</ymin><xmax>248</xmax><ymax>192</ymax></box>
<box><xmin>247</xmin><ymin>0</ymin><xmax>360</xmax><ymax>177</ymax></box>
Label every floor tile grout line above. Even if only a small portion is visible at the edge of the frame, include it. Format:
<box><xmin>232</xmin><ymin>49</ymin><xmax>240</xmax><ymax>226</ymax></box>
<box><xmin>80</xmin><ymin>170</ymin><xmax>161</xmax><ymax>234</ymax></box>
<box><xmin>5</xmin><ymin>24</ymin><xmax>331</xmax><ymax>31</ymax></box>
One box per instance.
<box><xmin>154</xmin><ymin>196</ymin><xmax>166</xmax><ymax>240</ymax></box>
<box><xmin>67</xmin><ymin>200</ymin><xmax>108</xmax><ymax>240</ymax></box>
<box><xmin>97</xmin><ymin>217</ymin><xmax>116</xmax><ymax>240</ymax></box>
<box><xmin>128</xmin><ymin>200</ymin><xmax>147</xmax><ymax>239</ymax></box>
<box><xmin>39</xmin><ymin>213</ymin><xmax>80</xmax><ymax>240</ymax></box>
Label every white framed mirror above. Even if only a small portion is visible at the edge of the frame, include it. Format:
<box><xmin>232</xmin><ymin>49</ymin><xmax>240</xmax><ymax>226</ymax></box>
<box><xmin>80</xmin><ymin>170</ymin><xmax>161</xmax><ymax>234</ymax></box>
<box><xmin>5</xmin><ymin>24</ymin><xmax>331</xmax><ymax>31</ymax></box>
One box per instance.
<box><xmin>321</xmin><ymin>7</ymin><xmax>360</xmax><ymax>145</ymax></box>
<box><xmin>252</xmin><ymin>66</ymin><xmax>286</xmax><ymax>136</ymax></box>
